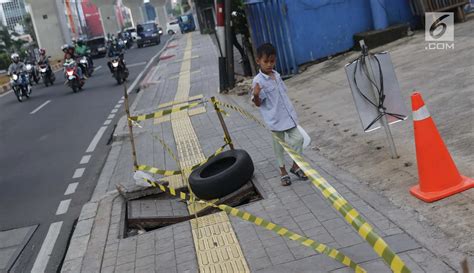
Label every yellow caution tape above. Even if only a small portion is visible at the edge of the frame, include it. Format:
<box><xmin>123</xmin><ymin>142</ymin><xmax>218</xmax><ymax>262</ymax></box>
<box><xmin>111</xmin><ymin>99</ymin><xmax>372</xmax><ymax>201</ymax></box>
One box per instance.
<box><xmin>211</xmin><ymin>98</ymin><xmax>411</xmax><ymax>273</ymax></box>
<box><xmin>129</xmin><ymin>101</ymin><xmax>202</xmax><ymax>122</ymax></box>
<box><xmin>140</xmin><ymin>176</ymin><xmax>366</xmax><ymax>273</ymax></box>
<box><xmin>138</xmin><ymin>141</ymin><xmax>230</xmax><ymax>176</ymax></box>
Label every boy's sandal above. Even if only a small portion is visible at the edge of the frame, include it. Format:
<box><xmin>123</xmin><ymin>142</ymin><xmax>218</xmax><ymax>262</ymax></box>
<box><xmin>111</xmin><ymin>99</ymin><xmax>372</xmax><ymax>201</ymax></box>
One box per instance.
<box><xmin>280</xmin><ymin>175</ymin><xmax>292</xmax><ymax>186</ymax></box>
<box><xmin>290</xmin><ymin>168</ymin><xmax>308</xmax><ymax>181</ymax></box>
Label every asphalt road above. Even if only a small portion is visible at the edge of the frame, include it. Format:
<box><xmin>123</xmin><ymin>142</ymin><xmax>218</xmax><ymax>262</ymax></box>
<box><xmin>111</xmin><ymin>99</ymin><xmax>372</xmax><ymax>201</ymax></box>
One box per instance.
<box><xmin>0</xmin><ymin>36</ymin><xmax>170</xmax><ymax>273</ymax></box>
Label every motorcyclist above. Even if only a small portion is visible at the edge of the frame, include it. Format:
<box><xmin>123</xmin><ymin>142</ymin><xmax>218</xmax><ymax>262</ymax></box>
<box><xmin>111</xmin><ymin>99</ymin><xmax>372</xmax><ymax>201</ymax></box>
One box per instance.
<box><xmin>106</xmin><ymin>37</ymin><xmax>128</xmax><ymax>74</ymax></box>
<box><xmin>62</xmin><ymin>44</ymin><xmax>77</xmax><ymax>61</ymax></box>
<box><xmin>37</xmin><ymin>48</ymin><xmax>50</xmax><ymax>66</ymax></box>
<box><xmin>75</xmin><ymin>38</ymin><xmax>93</xmax><ymax>67</ymax></box>
<box><xmin>62</xmin><ymin>44</ymin><xmax>84</xmax><ymax>80</ymax></box>
<box><xmin>8</xmin><ymin>53</ymin><xmax>30</xmax><ymax>87</ymax></box>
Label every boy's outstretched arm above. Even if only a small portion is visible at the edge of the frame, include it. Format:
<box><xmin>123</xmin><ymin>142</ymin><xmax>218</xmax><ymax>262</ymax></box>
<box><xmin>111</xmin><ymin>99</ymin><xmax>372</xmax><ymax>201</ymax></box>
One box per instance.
<box><xmin>252</xmin><ymin>82</ymin><xmax>262</xmax><ymax>107</ymax></box>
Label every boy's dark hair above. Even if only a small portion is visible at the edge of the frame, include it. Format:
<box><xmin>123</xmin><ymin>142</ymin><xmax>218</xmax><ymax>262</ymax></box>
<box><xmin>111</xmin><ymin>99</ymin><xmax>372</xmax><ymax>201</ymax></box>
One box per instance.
<box><xmin>257</xmin><ymin>43</ymin><xmax>276</xmax><ymax>59</ymax></box>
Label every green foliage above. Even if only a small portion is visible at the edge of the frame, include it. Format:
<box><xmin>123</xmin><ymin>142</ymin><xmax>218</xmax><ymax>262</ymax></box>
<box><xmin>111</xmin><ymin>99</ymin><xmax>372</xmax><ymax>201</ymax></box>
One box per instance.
<box><xmin>0</xmin><ymin>52</ymin><xmax>10</xmax><ymax>70</ymax></box>
<box><xmin>231</xmin><ymin>0</ymin><xmax>249</xmax><ymax>36</ymax></box>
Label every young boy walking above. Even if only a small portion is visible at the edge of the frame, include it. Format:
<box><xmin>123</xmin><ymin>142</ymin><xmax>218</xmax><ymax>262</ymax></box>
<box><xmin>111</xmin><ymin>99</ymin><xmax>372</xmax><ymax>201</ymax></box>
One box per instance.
<box><xmin>252</xmin><ymin>43</ymin><xmax>307</xmax><ymax>186</ymax></box>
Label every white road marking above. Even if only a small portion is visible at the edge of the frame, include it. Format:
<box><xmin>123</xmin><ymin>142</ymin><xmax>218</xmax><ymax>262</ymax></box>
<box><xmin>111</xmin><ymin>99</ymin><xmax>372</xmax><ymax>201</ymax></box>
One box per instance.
<box><xmin>111</xmin><ymin>108</ymin><xmax>118</xmax><ymax>113</ymax></box>
<box><xmin>72</xmin><ymin>168</ymin><xmax>85</xmax><ymax>179</ymax></box>
<box><xmin>118</xmin><ymin>99</ymin><xmax>124</xmax><ymax>103</ymax></box>
<box><xmin>107</xmin><ymin>114</ymin><xmax>115</xmax><ymax>119</ymax></box>
<box><xmin>31</xmin><ymin>221</ymin><xmax>63</xmax><ymax>273</ymax></box>
<box><xmin>114</xmin><ymin>104</ymin><xmax>121</xmax><ymax>109</ymax></box>
<box><xmin>85</xmin><ymin>126</ymin><xmax>107</xmax><ymax>153</ymax></box>
<box><xmin>64</xmin><ymin>183</ymin><xmax>78</xmax><ymax>195</ymax></box>
<box><xmin>56</xmin><ymin>199</ymin><xmax>71</xmax><ymax>215</ymax></box>
<box><xmin>80</xmin><ymin>155</ymin><xmax>91</xmax><ymax>165</ymax></box>
<box><xmin>0</xmin><ymin>90</ymin><xmax>12</xmax><ymax>98</ymax></box>
<box><xmin>94</xmin><ymin>65</ymin><xmax>102</xmax><ymax>72</ymax></box>
<box><xmin>127</xmin><ymin>61</ymin><xmax>147</xmax><ymax>68</ymax></box>
<box><xmin>104</xmin><ymin>119</ymin><xmax>112</xmax><ymax>125</ymax></box>
<box><xmin>30</xmin><ymin>100</ymin><xmax>51</xmax><ymax>114</ymax></box>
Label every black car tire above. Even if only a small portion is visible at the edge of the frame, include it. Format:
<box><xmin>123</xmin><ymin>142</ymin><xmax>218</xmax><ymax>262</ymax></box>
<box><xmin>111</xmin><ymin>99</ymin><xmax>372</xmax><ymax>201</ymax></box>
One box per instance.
<box><xmin>168</xmin><ymin>30</ymin><xmax>174</xmax><ymax>35</ymax></box>
<box><xmin>189</xmin><ymin>149</ymin><xmax>254</xmax><ymax>200</ymax></box>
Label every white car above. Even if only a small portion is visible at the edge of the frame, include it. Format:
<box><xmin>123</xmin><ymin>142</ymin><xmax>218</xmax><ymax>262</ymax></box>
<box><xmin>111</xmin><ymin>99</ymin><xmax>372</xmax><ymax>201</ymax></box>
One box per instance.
<box><xmin>166</xmin><ymin>20</ymin><xmax>180</xmax><ymax>35</ymax></box>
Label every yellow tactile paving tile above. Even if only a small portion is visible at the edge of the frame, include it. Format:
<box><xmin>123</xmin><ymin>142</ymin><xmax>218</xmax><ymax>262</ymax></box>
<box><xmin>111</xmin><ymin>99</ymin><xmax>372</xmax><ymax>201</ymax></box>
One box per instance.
<box><xmin>164</xmin><ymin>175</ymin><xmax>186</xmax><ymax>189</ymax></box>
<box><xmin>167</xmin><ymin>34</ymin><xmax>250</xmax><ymax>273</ymax></box>
<box><xmin>191</xmin><ymin>212</ymin><xmax>250</xmax><ymax>273</ymax></box>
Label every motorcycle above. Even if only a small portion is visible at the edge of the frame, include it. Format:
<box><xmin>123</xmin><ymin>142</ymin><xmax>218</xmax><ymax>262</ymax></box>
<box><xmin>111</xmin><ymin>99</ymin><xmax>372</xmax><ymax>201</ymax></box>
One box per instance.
<box><xmin>10</xmin><ymin>72</ymin><xmax>31</xmax><ymax>102</ymax></box>
<box><xmin>110</xmin><ymin>56</ymin><xmax>128</xmax><ymax>85</ymax></box>
<box><xmin>64</xmin><ymin>61</ymin><xmax>84</xmax><ymax>93</ymax></box>
<box><xmin>25</xmin><ymin>61</ymin><xmax>39</xmax><ymax>85</ymax></box>
<box><xmin>38</xmin><ymin>60</ymin><xmax>55</xmax><ymax>87</ymax></box>
<box><xmin>78</xmin><ymin>55</ymin><xmax>94</xmax><ymax>77</ymax></box>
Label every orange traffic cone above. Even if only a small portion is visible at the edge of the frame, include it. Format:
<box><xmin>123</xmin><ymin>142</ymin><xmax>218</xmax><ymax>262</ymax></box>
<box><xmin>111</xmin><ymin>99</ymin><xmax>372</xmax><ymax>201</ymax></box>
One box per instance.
<box><xmin>410</xmin><ymin>92</ymin><xmax>474</xmax><ymax>202</ymax></box>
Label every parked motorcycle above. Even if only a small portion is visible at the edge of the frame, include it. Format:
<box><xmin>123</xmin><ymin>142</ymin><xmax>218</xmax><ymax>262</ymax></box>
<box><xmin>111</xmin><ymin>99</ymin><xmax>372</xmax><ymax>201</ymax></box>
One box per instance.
<box><xmin>38</xmin><ymin>59</ymin><xmax>55</xmax><ymax>87</ymax></box>
<box><xmin>25</xmin><ymin>61</ymin><xmax>39</xmax><ymax>85</ymax></box>
<box><xmin>10</xmin><ymin>72</ymin><xmax>31</xmax><ymax>102</ymax></box>
<box><xmin>64</xmin><ymin>61</ymin><xmax>84</xmax><ymax>93</ymax></box>
<box><xmin>110</xmin><ymin>56</ymin><xmax>128</xmax><ymax>85</ymax></box>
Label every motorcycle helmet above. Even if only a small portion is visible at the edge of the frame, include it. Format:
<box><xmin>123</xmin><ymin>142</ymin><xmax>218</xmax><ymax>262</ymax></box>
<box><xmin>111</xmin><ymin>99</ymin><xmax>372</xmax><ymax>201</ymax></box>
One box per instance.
<box><xmin>11</xmin><ymin>53</ymin><xmax>20</xmax><ymax>63</ymax></box>
<box><xmin>61</xmin><ymin>44</ymin><xmax>70</xmax><ymax>52</ymax></box>
<box><xmin>77</xmin><ymin>38</ymin><xmax>84</xmax><ymax>47</ymax></box>
<box><xmin>39</xmin><ymin>48</ymin><xmax>46</xmax><ymax>55</ymax></box>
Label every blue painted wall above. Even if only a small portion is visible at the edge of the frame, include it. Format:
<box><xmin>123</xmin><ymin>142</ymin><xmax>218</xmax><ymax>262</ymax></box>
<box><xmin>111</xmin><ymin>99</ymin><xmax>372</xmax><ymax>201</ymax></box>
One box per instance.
<box><xmin>245</xmin><ymin>0</ymin><xmax>416</xmax><ymax>74</ymax></box>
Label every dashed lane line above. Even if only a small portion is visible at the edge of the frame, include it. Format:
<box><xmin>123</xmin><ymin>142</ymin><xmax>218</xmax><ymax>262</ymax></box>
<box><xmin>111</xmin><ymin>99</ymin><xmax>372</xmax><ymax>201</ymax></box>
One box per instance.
<box><xmin>72</xmin><ymin>168</ymin><xmax>85</xmax><ymax>179</ymax></box>
<box><xmin>79</xmin><ymin>155</ymin><xmax>91</xmax><ymax>165</ymax></box>
<box><xmin>64</xmin><ymin>183</ymin><xmax>78</xmax><ymax>196</ymax></box>
<box><xmin>30</xmin><ymin>100</ymin><xmax>51</xmax><ymax>115</ymax></box>
<box><xmin>85</xmin><ymin>126</ymin><xmax>107</xmax><ymax>153</ymax></box>
<box><xmin>55</xmin><ymin>199</ymin><xmax>71</xmax><ymax>215</ymax></box>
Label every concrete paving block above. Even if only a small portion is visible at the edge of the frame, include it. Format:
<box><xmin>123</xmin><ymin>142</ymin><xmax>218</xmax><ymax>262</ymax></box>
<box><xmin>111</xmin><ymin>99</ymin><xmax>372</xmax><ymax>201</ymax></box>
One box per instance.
<box><xmin>60</xmin><ymin>258</ymin><xmax>83</xmax><ymax>273</ymax></box>
<box><xmin>135</xmin><ymin>254</ymin><xmax>155</xmax><ymax>268</ymax></box>
<box><xmin>116</xmin><ymin>254</ymin><xmax>136</xmax><ymax>266</ymax></box>
<box><xmin>339</xmin><ymin>243</ymin><xmax>379</xmax><ymax>263</ymax></box>
<box><xmin>64</xmin><ymin>235</ymin><xmax>90</xmax><ymax>261</ymax></box>
<box><xmin>115</xmin><ymin>262</ymin><xmax>134</xmax><ymax>273</ymax></box>
<box><xmin>101</xmin><ymin>266</ymin><xmax>115</xmax><ymax>273</ymax></box>
<box><xmin>264</xmin><ymin>254</ymin><xmax>343</xmax><ymax>273</ymax></box>
<box><xmin>248</xmin><ymin>256</ymin><xmax>272</xmax><ymax>271</ymax></box>
<box><xmin>156</xmin><ymin>265</ymin><xmax>178</xmax><ymax>273</ymax></box>
<box><xmin>78</xmin><ymin>202</ymin><xmax>99</xmax><ymax>221</ymax></box>
<box><xmin>405</xmin><ymin>248</ymin><xmax>456</xmax><ymax>273</ymax></box>
<box><xmin>383</xmin><ymin>233</ymin><xmax>421</xmax><ymax>253</ymax></box>
<box><xmin>289</xmin><ymin>244</ymin><xmax>318</xmax><ymax>260</ymax></box>
<box><xmin>176</xmin><ymin>259</ymin><xmax>198</xmax><ymax>273</ymax></box>
<box><xmin>135</xmin><ymin>263</ymin><xmax>156</xmax><ymax>273</ymax></box>
<box><xmin>72</xmin><ymin>218</ymin><xmax>94</xmax><ymax>239</ymax></box>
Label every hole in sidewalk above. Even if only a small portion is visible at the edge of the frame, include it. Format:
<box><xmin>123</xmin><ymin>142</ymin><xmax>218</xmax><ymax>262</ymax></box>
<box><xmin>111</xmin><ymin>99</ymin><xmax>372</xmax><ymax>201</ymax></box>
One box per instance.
<box><xmin>123</xmin><ymin>179</ymin><xmax>263</xmax><ymax>238</ymax></box>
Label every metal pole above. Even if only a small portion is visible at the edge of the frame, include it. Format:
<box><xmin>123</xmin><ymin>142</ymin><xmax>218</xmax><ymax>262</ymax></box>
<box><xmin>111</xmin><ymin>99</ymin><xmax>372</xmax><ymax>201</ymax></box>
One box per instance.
<box><xmin>224</xmin><ymin>0</ymin><xmax>234</xmax><ymax>88</ymax></box>
<box><xmin>123</xmin><ymin>82</ymin><xmax>139</xmax><ymax>170</ymax></box>
<box><xmin>361</xmin><ymin>41</ymin><xmax>399</xmax><ymax>159</ymax></box>
<box><xmin>211</xmin><ymin>96</ymin><xmax>234</xmax><ymax>150</ymax></box>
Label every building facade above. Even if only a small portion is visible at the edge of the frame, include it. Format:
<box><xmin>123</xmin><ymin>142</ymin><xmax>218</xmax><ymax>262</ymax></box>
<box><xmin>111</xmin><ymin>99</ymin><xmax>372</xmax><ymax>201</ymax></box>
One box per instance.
<box><xmin>0</xmin><ymin>0</ymin><xmax>27</xmax><ymax>32</ymax></box>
